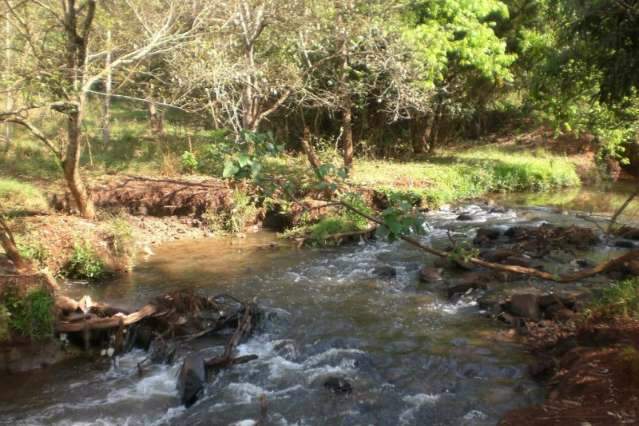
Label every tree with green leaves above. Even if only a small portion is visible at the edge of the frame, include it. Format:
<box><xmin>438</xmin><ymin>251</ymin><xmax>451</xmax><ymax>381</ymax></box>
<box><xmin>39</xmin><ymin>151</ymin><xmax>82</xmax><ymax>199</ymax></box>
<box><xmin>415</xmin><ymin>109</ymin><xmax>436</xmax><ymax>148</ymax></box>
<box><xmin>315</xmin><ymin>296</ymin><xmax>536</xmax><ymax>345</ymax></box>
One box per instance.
<box><xmin>0</xmin><ymin>0</ymin><xmax>211</xmax><ymax>218</ymax></box>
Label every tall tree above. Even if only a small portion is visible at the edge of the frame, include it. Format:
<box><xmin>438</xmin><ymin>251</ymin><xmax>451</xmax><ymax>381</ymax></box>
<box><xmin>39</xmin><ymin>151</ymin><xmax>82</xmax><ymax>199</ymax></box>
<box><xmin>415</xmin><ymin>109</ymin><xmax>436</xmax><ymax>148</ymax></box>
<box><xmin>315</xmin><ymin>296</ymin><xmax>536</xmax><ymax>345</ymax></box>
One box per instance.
<box><xmin>0</xmin><ymin>0</ymin><xmax>210</xmax><ymax>218</ymax></box>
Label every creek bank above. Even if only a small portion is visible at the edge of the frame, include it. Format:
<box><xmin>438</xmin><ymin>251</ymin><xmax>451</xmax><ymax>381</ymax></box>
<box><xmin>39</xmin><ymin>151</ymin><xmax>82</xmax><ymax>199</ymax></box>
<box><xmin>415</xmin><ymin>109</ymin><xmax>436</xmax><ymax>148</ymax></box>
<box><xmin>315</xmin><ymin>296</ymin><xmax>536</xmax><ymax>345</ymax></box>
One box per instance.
<box><xmin>499</xmin><ymin>317</ymin><xmax>639</xmax><ymax>425</ymax></box>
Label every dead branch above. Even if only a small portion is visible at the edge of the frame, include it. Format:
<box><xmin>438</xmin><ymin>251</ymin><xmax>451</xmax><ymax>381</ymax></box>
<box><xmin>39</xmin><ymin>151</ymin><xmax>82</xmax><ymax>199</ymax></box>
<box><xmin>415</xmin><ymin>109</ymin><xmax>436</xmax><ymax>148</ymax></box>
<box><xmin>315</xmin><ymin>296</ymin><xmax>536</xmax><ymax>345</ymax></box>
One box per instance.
<box><xmin>608</xmin><ymin>187</ymin><xmax>639</xmax><ymax>233</ymax></box>
<box><xmin>205</xmin><ymin>301</ymin><xmax>257</xmax><ymax>370</ymax></box>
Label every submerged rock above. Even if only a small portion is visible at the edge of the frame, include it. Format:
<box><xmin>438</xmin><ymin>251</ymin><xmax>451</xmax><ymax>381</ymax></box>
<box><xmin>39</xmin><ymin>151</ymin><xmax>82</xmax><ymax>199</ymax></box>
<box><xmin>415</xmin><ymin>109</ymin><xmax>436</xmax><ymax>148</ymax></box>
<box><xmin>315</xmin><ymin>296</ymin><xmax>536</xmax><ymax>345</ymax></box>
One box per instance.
<box><xmin>178</xmin><ymin>352</ymin><xmax>207</xmax><ymax>407</ymax></box>
<box><xmin>507</xmin><ymin>294</ymin><xmax>541</xmax><ymax>321</ymax></box>
<box><xmin>323</xmin><ymin>376</ymin><xmax>353</xmax><ymax>394</ymax></box>
<box><xmin>373</xmin><ymin>265</ymin><xmax>397</xmax><ymax>279</ymax></box>
<box><xmin>418</xmin><ymin>266</ymin><xmax>442</xmax><ymax>283</ymax></box>
<box><xmin>457</xmin><ymin>213</ymin><xmax>474</xmax><ymax>221</ymax></box>
<box><xmin>473</xmin><ymin>228</ymin><xmax>502</xmax><ymax>246</ymax></box>
<box><xmin>614</xmin><ymin>240</ymin><xmax>636</xmax><ymax>249</ymax></box>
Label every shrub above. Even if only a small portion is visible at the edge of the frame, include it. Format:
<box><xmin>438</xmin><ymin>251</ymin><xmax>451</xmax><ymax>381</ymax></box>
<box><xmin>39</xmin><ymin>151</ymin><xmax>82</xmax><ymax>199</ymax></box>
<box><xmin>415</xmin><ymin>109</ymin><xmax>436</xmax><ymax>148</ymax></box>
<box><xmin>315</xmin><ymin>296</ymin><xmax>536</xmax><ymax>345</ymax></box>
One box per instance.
<box><xmin>17</xmin><ymin>240</ymin><xmax>49</xmax><ymax>268</ymax></box>
<box><xmin>1</xmin><ymin>288</ymin><xmax>54</xmax><ymax>341</ymax></box>
<box><xmin>203</xmin><ymin>190</ymin><xmax>258</xmax><ymax>234</ymax></box>
<box><xmin>180</xmin><ymin>151</ymin><xmax>198</xmax><ymax>173</ymax></box>
<box><xmin>106</xmin><ymin>216</ymin><xmax>135</xmax><ymax>259</ymax></box>
<box><xmin>590</xmin><ymin>278</ymin><xmax>639</xmax><ymax>318</ymax></box>
<box><xmin>64</xmin><ymin>242</ymin><xmax>105</xmax><ymax>280</ymax></box>
<box><xmin>0</xmin><ymin>305</ymin><xmax>9</xmax><ymax>342</ymax></box>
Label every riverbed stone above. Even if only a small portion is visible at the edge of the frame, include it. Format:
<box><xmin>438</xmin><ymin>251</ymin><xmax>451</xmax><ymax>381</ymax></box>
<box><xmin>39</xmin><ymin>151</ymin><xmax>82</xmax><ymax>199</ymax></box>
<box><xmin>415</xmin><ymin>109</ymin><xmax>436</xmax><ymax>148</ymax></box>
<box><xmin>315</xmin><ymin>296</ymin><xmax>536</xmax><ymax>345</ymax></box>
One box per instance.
<box><xmin>457</xmin><ymin>213</ymin><xmax>474</xmax><ymax>221</ymax></box>
<box><xmin>373</xmin><ymin>265</ymin><xmax>397</xmax><ymax>279</ymax></box>
<box><xmin>508</xmin><ymin>294</ymin><xmax>541</xmax><ymax>321</ymax></box>
<box><xmin>480</xmin><ymin>249</ymin><xmax>518</xmax><ymax>263</ymax></box>
<box><xmin>177</xmin><ymin>352</ymin><xmax>207</xmax><ymax>407</ymax></box>
<box><xmin>474</xmin><ymin>228</ymin><xmax>502</xmax><ymax>246</ymax></box>
<box><xmin>323</xmin><ymin>376</ymin><xmax>353</xmax><ymax>394</ymax></box>
<box><xmin>418</xmin><ymin>266</ymin><xmax>442</xmax><ymax>283</ymax></box>
<box><xmin>614</xmin><ymin>239</ymin><xmax>636</xmax><ymax>249</ymax></box>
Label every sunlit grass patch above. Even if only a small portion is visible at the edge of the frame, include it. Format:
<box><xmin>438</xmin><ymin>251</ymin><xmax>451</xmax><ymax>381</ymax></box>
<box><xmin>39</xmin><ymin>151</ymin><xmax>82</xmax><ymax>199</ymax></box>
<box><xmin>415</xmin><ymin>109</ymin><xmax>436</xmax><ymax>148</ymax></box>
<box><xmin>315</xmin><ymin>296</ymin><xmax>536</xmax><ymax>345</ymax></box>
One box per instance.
<box><xmin>0</xmin><ymin>178</ymin><xmax>49</xmax><ymax>214</ymax></box>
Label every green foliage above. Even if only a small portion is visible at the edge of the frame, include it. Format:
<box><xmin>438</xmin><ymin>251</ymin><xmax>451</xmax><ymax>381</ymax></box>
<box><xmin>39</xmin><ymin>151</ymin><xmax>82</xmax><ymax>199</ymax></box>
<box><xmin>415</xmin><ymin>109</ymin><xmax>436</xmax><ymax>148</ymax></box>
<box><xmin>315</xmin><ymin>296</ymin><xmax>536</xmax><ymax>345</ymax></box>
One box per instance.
<box><xmin>0</xmin><ymin>178</ymin><xmax>49</xmax><ymax>214</ymax></box>
<box><xmin>64</xmin><ymin>242</ymin><xmax>105</xmax><ymax>280</ymax></box>
<box><xmin>448</xmin><ymin>243</ymin><xmax>480</xmax><ymax>264</ymax></box>
<box><xmin>223</xmin><ymin>131</ymin><xmax>283</xmax><ymax>180</ymax></box>
<box><xmin>590</xmin><ymin>278</ymin><xmax>639</xmax><ymax>319</ymax></box>
<box><xmin>17</xmin><ymin>240</ymin><xmax>48</xmax><ymax>268</ymax></box>
<box><xmin>1</xmin><ymin>288</ymin><xmax>54</xmax><ymax>341</ymax></box>
<box><xmin>309</xmin><ymin>217</ymin><xmax>357</xmax><ymax>243</ymax></box>
<box><xmin>203</xmin><ymin>190</ymin><xmax>258</xmax><ymax>234</ymax></box>
<box><xmin>105</xmin><ymin>216</ymin><xmax>135</xmax><ymax>260</ymax></box>
<box><xmin>180</xmin><ymin>151</ymin><xmax>198</xmax><ymax>174</ymax></box>
<box><xmin>376</xmin><ymin>203</ymin><xmax>427</xmax><ymax>241</ymax></box>
<box><xmin>0</xmin><ymin>305</ymin><xmax>9</xmax><ymax>342</ymax></box>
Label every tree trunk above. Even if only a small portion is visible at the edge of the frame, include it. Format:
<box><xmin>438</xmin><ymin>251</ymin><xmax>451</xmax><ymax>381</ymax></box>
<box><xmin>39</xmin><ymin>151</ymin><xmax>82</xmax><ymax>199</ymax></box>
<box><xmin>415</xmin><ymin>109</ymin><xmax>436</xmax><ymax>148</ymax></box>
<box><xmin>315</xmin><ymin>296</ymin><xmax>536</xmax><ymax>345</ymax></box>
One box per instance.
<box><xmin>429</xmin><ymin>105</ymin><xmax>443</xmax><ymax>153</ymax></box>
<box><xmin>300</xmin><ymin>124</ymin><xmax>322</xmax><ymax>176</ymax></box>
<box><xmin>148</xmin><ymin>101</ymin><xmax>164</xmax><ymax>136</ymax></box>
<box><xmin>102</xmin><ymin>30</ymin><xmax>112</xmax><ymax>145</ymax></box>
<box><xmin>0</xmin><ymin>217</ymin><xmax>29</xmax><ymax>272</ymax></box>
<box><xmin>3</xmin><ymin>9</ymin><xmax>12</xmax><ymax>150</ymax></box>
<box><xmin>64</xmin><ymin>108</ymin><xmax>96</xmax><ymax>219</ymax></box>
<box><xmin>342</xmin><ymin>102</ymin><xmax>354</xmax><ymax>174</ymax></box>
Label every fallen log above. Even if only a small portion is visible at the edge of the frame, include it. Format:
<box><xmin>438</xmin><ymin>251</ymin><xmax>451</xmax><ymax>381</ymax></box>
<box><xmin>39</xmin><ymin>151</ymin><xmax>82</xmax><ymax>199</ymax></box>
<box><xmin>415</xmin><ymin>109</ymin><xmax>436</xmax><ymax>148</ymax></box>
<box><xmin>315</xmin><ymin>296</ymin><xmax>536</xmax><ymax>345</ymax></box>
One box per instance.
<box><xmin>56</xmin><ymin>304</ymin><xmax>158</xmax><ymax>333</ymax></box>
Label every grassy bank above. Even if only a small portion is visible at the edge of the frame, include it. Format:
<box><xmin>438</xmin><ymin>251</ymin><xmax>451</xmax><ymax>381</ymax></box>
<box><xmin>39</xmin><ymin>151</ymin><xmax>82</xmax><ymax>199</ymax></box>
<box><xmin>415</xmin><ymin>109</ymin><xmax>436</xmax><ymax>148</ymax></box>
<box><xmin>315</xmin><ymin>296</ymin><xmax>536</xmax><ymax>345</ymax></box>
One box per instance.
<box><xmin>351</xmin><ymin>147</ymin><xmax>581</xmax><ymax>207</ymax></box>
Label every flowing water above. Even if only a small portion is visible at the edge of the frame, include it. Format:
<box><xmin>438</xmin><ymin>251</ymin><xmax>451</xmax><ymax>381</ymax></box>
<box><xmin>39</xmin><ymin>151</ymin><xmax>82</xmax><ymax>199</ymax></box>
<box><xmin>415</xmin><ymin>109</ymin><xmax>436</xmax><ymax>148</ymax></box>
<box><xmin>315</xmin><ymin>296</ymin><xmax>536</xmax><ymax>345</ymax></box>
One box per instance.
<box><xmin>0</xmin><ymin>184</ymin><xmax>636</xmax><ymax>426</ymax></box>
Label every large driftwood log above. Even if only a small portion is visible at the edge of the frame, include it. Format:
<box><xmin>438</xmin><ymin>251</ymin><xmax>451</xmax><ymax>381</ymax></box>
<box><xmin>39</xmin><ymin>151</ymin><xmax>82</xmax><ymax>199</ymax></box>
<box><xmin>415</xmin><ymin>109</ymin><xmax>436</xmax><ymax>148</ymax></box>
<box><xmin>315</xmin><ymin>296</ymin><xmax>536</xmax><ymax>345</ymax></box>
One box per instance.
<box><xmin>55</xmin><ymin>304</ymin><xmax>157</xmax><ymax>333</ymax></box>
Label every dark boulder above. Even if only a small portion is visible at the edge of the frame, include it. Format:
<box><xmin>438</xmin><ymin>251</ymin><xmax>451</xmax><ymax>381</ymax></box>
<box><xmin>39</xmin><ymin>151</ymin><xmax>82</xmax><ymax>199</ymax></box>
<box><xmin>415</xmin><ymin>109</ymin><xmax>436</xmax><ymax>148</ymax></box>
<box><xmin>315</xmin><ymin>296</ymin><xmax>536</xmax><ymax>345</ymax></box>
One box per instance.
<box><xmin>508</xmin><ymin>294</ymin><xmax>541</xmax><ymax>321</ymax></box>
<box><xmin>177</xmin><ymin>352</ymin><xmax>207</xmax><ymax>407</ymax></box>
<box><xmin>373</xmin><ymin>265</ymin><xmax>397</xmax><ymax>279</ymax></box>
<box><xmin>617</xmin><ymin>226</ymin><xmax>639</xmax><ymax>241</ymax></box>
<box><xmin>474</xmin><ymin>228</ymin><xmax>502</xmax><ymax>245</ymax></box>
<box><xmin>480</xmin><ymin>249</ymin><xmax>518</xmax><ymax>263</ymax></box>
<box><xmin>323</xmin><ymin>376</ymin><xmax>353</xmax><ymax>394</ymax></box>
<box><xmin>614</xmin><ymin>240</ymin><xmax>636</xmax><ymax>249</ymax></box>
<box><xmin>418</xmin><ymin>266</ymin><xmax>442</xmax><ymax>283</ymax></box>
<box><xmin>457</xmin><ymin>213</ymin><xmax>474</xmax><ymax>221</ymax></box>
<box><xmin>538</xmin><ymin>294</ymin><xmax>563</xmax><ymax>310</ymax></box>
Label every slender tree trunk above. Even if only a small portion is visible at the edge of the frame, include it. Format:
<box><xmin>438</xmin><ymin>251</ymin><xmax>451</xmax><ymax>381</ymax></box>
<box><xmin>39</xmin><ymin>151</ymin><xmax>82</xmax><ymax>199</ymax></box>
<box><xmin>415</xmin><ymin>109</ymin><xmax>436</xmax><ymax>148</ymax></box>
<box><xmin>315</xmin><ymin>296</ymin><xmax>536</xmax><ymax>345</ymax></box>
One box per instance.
<box><xmin>64</xmin><ymin>105</ymin><xmax>95</xmax><ymax>219</ymax></box>
<box><xmin>61</xmin><ymin>0</ymin><xmax>96</xmax><ymax>220</ymax></box>
<box><xmin>342</xmin><ymin>102</ymin><xmax>353</xmax><ymax>173</ymax></box>
<box><xmin>300</xmin><ymin>124</ymin><xmax>322</xmax><ymax>176</ymax></box>
<box><xmin>102</xmin><ymin>30</ymin><xmax>112</xmax><ymax>145</ymax></box>
<box><xmin>429</xmin><ymin>104</ymin><xmax>443</xmax><ymax>153</ymax></box>
<box><xmin>0</xmin><ymin>217</ymin><xmax>29</xmax><ymax>272</ymax></box>
<box><xmin>3</xmin><ymin>8</ymin><xmax>12</xmax><ymax>149</ymax></box>
<box><xmin>148</xmin><ymin>101</ymin><xmax>164</xmax><ymax>136</ymax></box>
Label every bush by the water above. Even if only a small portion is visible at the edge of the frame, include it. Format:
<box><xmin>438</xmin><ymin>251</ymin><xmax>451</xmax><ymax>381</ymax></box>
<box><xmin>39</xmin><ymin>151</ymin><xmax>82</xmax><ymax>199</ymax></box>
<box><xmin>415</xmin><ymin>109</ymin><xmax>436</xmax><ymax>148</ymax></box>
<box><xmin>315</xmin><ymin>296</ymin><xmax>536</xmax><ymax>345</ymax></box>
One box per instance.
<box><xmin>0</xmin><ymin>288</ymin><xmax>54</xmax><ymax>342</ymax></box>
<box><xmin>591</xmin><ymin>278</ymin><xmax>639</xmax><ymax>318</ymax></box>
<box><xmin>64</xmin><ymin>243</ymin><xmax>105</xmax><ymax>280</ymax></box>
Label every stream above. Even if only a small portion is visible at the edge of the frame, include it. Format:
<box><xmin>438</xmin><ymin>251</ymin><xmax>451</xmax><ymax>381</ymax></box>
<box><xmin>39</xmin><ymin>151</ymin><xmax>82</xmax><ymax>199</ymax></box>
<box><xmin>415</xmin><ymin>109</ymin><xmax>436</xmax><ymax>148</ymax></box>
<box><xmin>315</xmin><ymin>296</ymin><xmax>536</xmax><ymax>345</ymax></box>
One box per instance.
<box><xmin>0</xmin><ymin>184</ymin><xmax>636</xmax><ymax>426</ymax></box>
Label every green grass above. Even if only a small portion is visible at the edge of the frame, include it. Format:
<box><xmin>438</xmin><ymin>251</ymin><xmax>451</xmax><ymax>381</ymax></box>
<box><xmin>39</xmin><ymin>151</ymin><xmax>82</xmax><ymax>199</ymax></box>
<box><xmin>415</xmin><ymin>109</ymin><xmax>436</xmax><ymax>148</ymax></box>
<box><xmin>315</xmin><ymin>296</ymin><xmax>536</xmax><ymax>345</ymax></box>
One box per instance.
<box><xmin>0</xmin><ymin>178</ymin><xmax>49</xmax><ymax>214</ymax></box>
<box><xmin>352</xmin><ymin>146</ymin><xmax>581</xmax><ymax>207</ymax></box>
<box><xmin>590</xmin><ymin>278</ymin><xmax>639</xmax><ymax>319</ymax></box>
